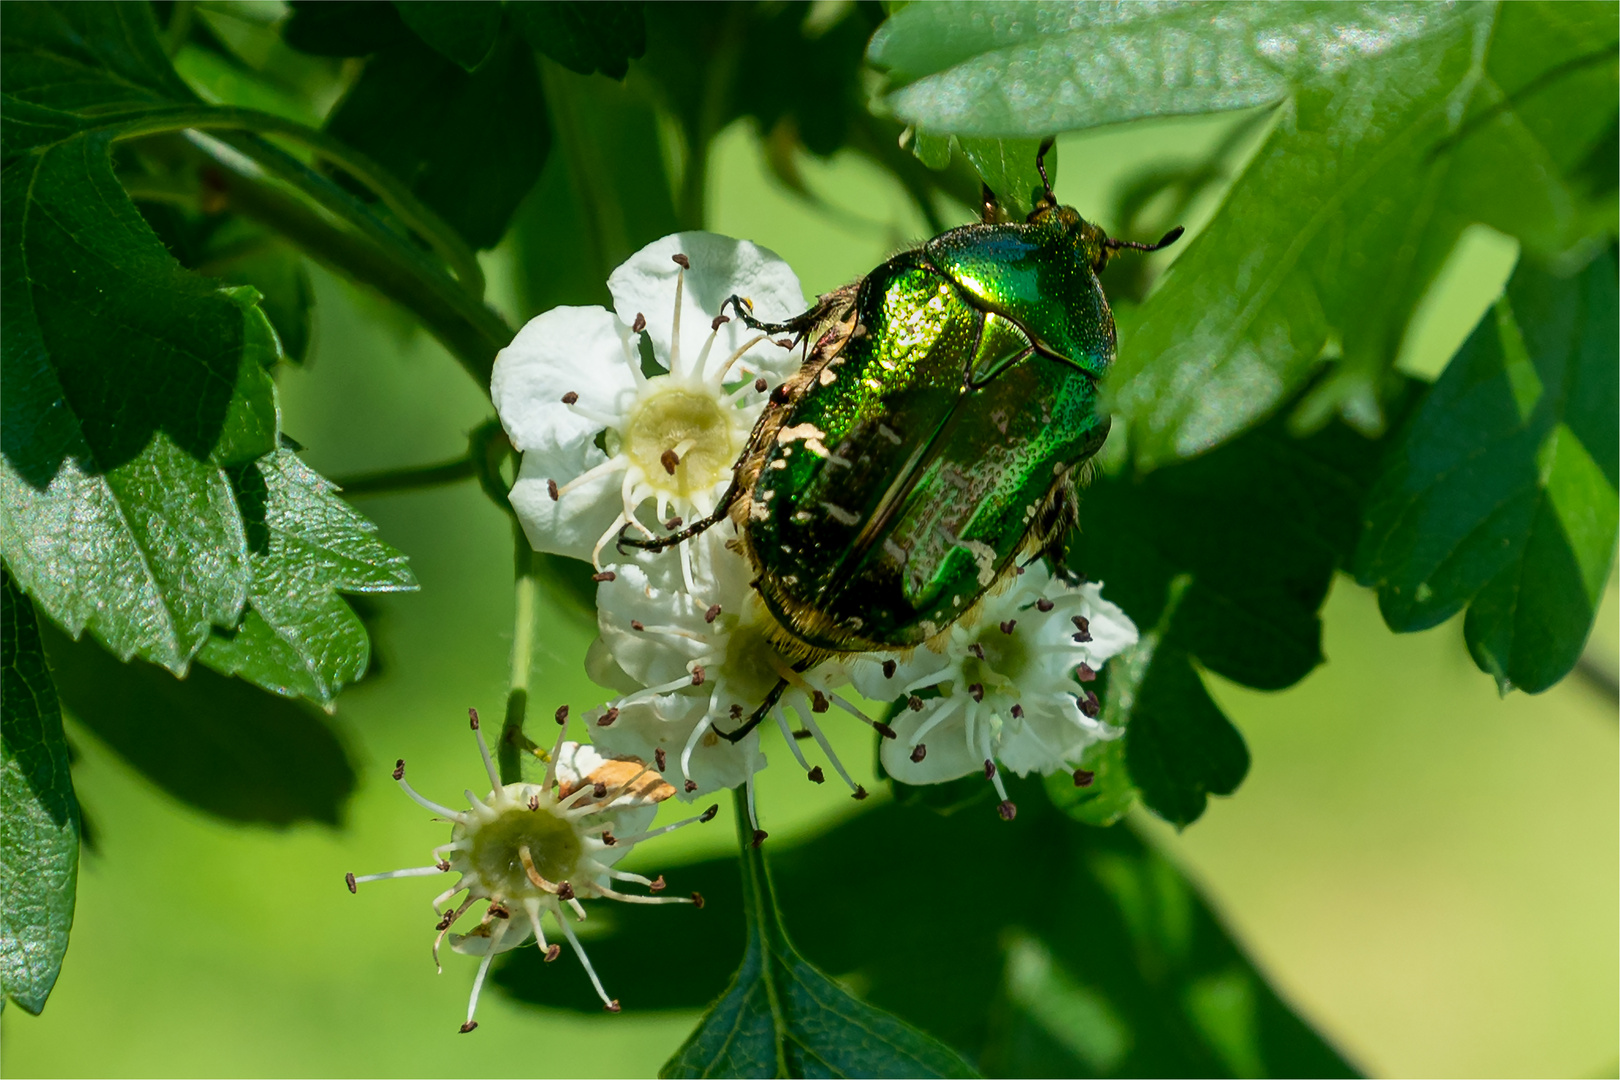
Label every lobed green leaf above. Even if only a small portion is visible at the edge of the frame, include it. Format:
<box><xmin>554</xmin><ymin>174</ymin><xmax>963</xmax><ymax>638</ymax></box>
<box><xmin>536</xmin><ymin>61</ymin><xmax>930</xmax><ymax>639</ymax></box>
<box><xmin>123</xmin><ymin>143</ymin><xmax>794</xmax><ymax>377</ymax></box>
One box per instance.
<box><xmin>508</xmin><ymin>2</ymin><xmax>647</xmax><ymax>82</ymax></box>
<box><xmin>1356</xmin><ymin>252</ymin><xmax>1619</xmax><ymax>693</ymax></box>
<box><xmin>0</xmin><ymin>568</ymin><xmax>80</xmax><ymax>1015</ymax></box>
<box><xmin>390</xmin><ymin>0</ymin><xmax>501</xmax><ymax>72</ymax></box>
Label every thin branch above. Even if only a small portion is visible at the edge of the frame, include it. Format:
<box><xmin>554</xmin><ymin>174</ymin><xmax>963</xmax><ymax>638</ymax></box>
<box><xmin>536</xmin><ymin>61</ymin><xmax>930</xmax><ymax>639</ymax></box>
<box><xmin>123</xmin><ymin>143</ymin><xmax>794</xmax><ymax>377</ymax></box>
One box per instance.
<box><xmin>333</xmin><ymin>457</ymin><xmax>476</xmax><ymax>497</ymax></box>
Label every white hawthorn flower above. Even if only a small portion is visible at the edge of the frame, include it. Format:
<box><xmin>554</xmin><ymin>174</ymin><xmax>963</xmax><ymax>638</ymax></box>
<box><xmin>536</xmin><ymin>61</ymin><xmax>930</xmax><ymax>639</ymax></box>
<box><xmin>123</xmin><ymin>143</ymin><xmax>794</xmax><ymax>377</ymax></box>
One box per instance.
<box><xmin>852</xmin><ymin>565</ymin><xmax>1138</xmax><ymax>819</ymax></box>
<box><xmin>492</xmin><ymin>232</ymin><xmax>807</xmax><ymax>571</ymax></box>
<box><xmin>346</xmin><ymin>710</ymin><xmax>717</xmax><ymax>1029</ymax></box>
<box><xmin>586</xmin><ymin>527</ymin><xmax>883</xmax><ymax>840</ymax></box>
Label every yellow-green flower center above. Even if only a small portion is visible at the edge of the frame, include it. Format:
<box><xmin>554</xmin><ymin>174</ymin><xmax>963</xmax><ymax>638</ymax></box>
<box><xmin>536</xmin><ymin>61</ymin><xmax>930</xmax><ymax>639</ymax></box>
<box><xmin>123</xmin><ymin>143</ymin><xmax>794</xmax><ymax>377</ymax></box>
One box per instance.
<box><xmin>459</xmin><ymin>793</ymin><xmax>582</xmax><ymax>899</ymax></box>
<box><xmin>621</xmin><ymin>385</ymin><xmax>738</xmax><ymax>498</ymax></box>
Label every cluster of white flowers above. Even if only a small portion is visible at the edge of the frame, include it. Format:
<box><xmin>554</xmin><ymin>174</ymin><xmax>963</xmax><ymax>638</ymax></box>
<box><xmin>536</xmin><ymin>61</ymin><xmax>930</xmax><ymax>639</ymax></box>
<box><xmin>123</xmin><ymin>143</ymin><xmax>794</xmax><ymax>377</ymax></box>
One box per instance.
<box><xmin>353</xmin><ymin>232</ymin><xmax>1141</xmax><ymax>1028</ymax></box>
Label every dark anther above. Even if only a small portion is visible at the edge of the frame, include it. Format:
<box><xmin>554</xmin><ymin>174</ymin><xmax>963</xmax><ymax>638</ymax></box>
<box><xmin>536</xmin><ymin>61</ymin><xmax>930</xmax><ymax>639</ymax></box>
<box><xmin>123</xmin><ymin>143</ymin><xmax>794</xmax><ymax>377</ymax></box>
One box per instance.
<box><xmin>875</xmin><ymin>722</ymin><xmax>898</xmax><ymax>740</ymax></box>
<box><xmin>882</xmin><ymin>659</ymin><xmax>897</xmax><ymax>679</ymax></box>
<box><xmin>811</xmin><ymin>690</ymin><xmax>829</xmax><ymax>713</ymax></box>
<box><xmin>705</xmin><ymin>603</ymin><xmax>722</xmax><ymax>623</ymax></box>
<box><xmin>488</xmin><ymin>903</ymin><xmax>510</xmax><ymax>919</ymax></box>
<box><xmin>650</xmin><ymin>875</ymin><xmax>667</xmax><ymax>892</ymax></box>
<box><xmin>770</xmin><ymin>384</ymin><xmax>792</xmax><ymax>404</ymax></box>
<box><xmin>660</xmin><ymin>449</ymin><xmax>680</xmax><ymax>475</ymax></box>
<box><xmin>1000</xmin><ymin>619</ymin><xmax>1017</xmax><ymax>634</ymax></box>
<box><xmin>691</xmin><ymin>665</ymin><xmax>706</xmax><ymax>686</ymax></box>
<box><xmin>984</xmin><ymin>759</ymin><xmax>997</xmax><ymax>779</ymax></box>
<box><xmin>437</xmin><ymin>860</ymin><xmax>450</xmax><ymax>872</ymax></box>
<box><xmin>392</xmin><ymin>759</ymin><xmax>406</xmax><ymax>781</ymax></box>
<box><xmin>592</xmin><ymin>570</ymin><xmax>616</xmax><ymax>582</ymax></box>
<box><xmin>672</xmin><ymin>253</ymin><xmax>690</xmax><ymax>269</ymax></box>
<box><xmin>792</xmin><ymin>729</ymin><xmax>813</xmax><ymax>740</ymax></box>
<box><xmin>730</xmin><ymin>703</ymin><xmax>744</xmax><ymax>720</ymax></box>
<box><xmin>910</xmin><ymin>744</ymin><xmax>927</xmax><ymax>763</ymax></box>
<box><xmin>632</xmin><ymin>312</ymin><xmax>647</xmax><ymax>333</ymax></box>
<box><xmin>1079</xmin><ymin>690</ymin><xmax>1101</xmax><ymax>718</ymax></box>
<box><xmin>593</xmin><ymin>782</ymin><xmax>608</xmax><ymax>799</ymax></box>
<box><xmin>968</xmin><ymin>643</ymin><xmax>985</xmax><ymax>659</ymax></box>
<box><xmin>544</xmin><ymin>944</ymin><xmax>561</xmax><ymax>962</ymax></box>
<box><xmin>968</xmin><ymin>682</ymin><xmax>985</xmax><ymax>702</ymax></box>
<box><xmin>997</xmin><ymin>800</ymin><xmax>1018</xmax><ymax>821</ymax></box>
<box><xmin>853</xmin><ymin>785</ymin><xmax>870</xmax><ymax>800</ymax></box>
<box><xmin>1076</xmin><ymin>662</ymin><xmax>1096</xmax><ymax>682</ymax></box>
<box><xmin>436</xmin><ymin>909</ymin><xmax>455</xmax><ymax>931</ymax></box>
<box><xmin>711</xmin><ymin>314</ymin><xmax>730</xmax><ymax>330</ymax></box>
<box><xmin>561</xmin><ymin>391</ymin><xmax>579</xmax><ymax>405</ymax></box>
<box><xmin>557</xmin><ymin>882</ymin><xmax>576</xmax><ymax>901</ymax></box>
<box><xmin>774</xmin><ymin>338</ymin><xmax>794</xmax><ymax>348</ymax></box>
<box><xmin>547</xmin><ymin>478</ymin><xmax>560</xmax><ymax>501</ymax></box>
<box><xmin>666</xmin><ymin>516</ymin><xmax>683</xmax><ymax>529</ymax></box>
<box><xmin>908</xmin><ymin>695</ymin><xmax>925</xmax><ymax>711</ymax></box>
<box><xmin>602</xmin><ymin>832</ymin><xmax>617</xmax><ymax>846</ymax></box>
<box><xmin>700</xmin><ymin>803</ymin><xmax>719</xmax><ymax>822</ymax></box>
<box><xmin>692</xmin><ymin>892</ymin><xmax>706</xmax><ymax>908</ymax></box>
<box><xmin>631</xmin><ymin>620</ymin><xmax>645</xmax><ymax>631</ymax></box>
<box><xmin>752</xmin><ymin>829</ymin><xmax>768</xmax><ymax>848</ymax></box>
<box><xmin>555</xmin><ymin>704</ymin><xmax>570</xmax><ymax>724</ymax></box>
<box><xmin>345</xmin><ymin>872</ymin><xmax>357</xmax><ymax>894</ymax></box>
<box><xmin>528</xmin><ymin>794</ymin><xmax>541</xmax><ymax>810</ymax></box>
<box><xmin>468</xmin><ymin>707</ymin><xmax>481</xmax><ymax>730</ymax></box>
<box><xmin>1073</xmin><ymin>769</ymin><xmax>1095</xmax><ymax>787</ymax></box>
<box><xmin>459</xmin><ymin>1021</ymin><xmax>478</xmax><ymax>1034</ymax></box>
<box><xmin>1010</xmin><ymin>703</ymin><xmax>1024</xmax><ymax>719</ymax></box>
<box><xmin>655</xmin><ymin>748</ymin><xmax>667</xmax><ymax>771</ymax></box>
<box><xmin>1072</xmin><ymin>616</ymin><xmax>1092</xmax><ymax>642</ymax></box>
<box><xmin>606</xmin><ymin>1000</ymin><xmax>622</xmax><ymax>1013</ymax></box>
<box><xmin>597</xmin><ymin>707</ymin><xmax>619</xmax><ymax>727</ymax></box>
<box><xmin>754</xmin><ymin>376</ymin><xmax>769</xmax><ymax>393</ymax></box>
<box><xmin>686</xmin><ymin>780</ymin><xmax>700</xmax><ymax>794</ymax></box>
<box><xmin>1036</xmin><ymin>598</ymin><xmax>1055</xmax><ymax>612</ymax></box>
<box><xmin>807</xmin><ymin>766</ymin><xmax>826</xmax><ymax>784</ymax></box>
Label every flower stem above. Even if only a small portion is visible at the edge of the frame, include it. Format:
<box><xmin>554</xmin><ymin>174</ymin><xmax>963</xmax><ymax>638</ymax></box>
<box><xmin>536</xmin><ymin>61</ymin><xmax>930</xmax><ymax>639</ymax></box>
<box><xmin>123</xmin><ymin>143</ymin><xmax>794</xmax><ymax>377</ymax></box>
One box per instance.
<box><xmin>499</xmin><ymin>525</ymin><xmax>540</xmax><ymax>785</ymax></box>
<box><xmin>732</xmin><ymin>785</ymin><xmax>792</xmax><ymax>1076</ymax></box>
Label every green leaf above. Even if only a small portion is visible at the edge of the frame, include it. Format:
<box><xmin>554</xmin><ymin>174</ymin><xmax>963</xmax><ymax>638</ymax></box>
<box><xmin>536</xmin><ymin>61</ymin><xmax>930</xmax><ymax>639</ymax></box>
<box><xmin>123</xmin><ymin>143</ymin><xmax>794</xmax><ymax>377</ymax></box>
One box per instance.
<box><xmin>390</xmin><ymin>0</ymin><xmax>500</xmax><ymax>71</ymax></box>
<box><xmin>508</xmin><ymin>2</ymin><xmax>646</xmax><ymax>81</ymax></box>
<box><xmin>280</xmin><ymin>1</ymin><xmax>414</xmax><ymax>58</ymax></box>
<box><xmin>196</xmin><ymin>448</ymin><xmax>416</xmax><ymax>706</ymax></box>
<box><xmin>1110</xmin><ymin>4</ymin><xmax>1616</xmax><ymax>468</ymax></box>
<box><xmin>868</xmin><ymin>1</ymin><xmax>1452</xmax><ymax>137</ymax></box>
<box><xmin>41</xmin><ymin>619</ymin><xmax>357</xmax><ymax>826</ymax></box>
<box><xmin>500</xmin><ymin>791</ymin><xmax>1356</xmax><ymax>1078</ymax></box>
<box><xmin>324</xmin><ymin>26</ymin><xmax>548</xmax><ymax>248</ymax></box>
<box><xmin>662</xmin><ymin>792</ymin><xmax>979</xmax><ymax>1079</ymax></box>
<box><xmin>1356</xmin><ymin>253</ymin><xmax>1619</xmax><ymax>693</ymax></box>
<box><xmin>1043</xmin><ymin>732</ymin><xmax>1135</xmax><ymax>828</ymax></box>
<box><xmin>955</xmin><ymin>136</ymin><xmax>1047</xmax><ymax>218</ymax></box>
<box><xmin>0</xmin><ymin>567</ymin><xmax>79</xmax><ymax>1015</ymax></box>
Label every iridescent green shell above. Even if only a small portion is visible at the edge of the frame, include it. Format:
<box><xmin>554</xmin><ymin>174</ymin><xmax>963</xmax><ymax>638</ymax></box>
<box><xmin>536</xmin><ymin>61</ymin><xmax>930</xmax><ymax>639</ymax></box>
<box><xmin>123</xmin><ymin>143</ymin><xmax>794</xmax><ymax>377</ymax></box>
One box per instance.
<box><xmin>734</xmin><ymin>208</ymin><xmax>1117</xmax><ymax>653</ymax></box>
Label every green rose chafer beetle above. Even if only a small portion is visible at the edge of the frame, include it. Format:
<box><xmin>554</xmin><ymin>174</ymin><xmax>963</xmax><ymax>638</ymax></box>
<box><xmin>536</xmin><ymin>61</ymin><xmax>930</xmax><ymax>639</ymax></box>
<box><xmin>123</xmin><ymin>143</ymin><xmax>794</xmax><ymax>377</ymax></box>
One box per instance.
<box><xmin>624</xmin><ymin>141</ymin><xmax>1179</xmax><ymax>741</ymax></box>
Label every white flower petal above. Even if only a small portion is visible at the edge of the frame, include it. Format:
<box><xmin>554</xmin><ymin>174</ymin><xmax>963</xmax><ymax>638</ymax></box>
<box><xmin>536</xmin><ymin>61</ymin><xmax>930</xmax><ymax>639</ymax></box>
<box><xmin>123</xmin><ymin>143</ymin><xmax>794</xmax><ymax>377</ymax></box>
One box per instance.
<box><xmin>879</xmin><ymin>701</ymin><xmax>980</xmax><ymax>783</ymax></box>
<box><xmin>509</xmin><ymin>444</ymin><xmax>624</xmax><ymax>563</ymax></box>
<box><xmin>608</xmin><ymin>232</ymin><xmax>807</xmax><ymax>383</ymax></box>
<box><xmin>591</xmin><ymin>695</ymin><xmax>766</xmax><ymax>799</ymax></box>
<box><xmin>492</xmin><ymin>306</ymin><xmax>637</xmax><ymax>453</ymax></box>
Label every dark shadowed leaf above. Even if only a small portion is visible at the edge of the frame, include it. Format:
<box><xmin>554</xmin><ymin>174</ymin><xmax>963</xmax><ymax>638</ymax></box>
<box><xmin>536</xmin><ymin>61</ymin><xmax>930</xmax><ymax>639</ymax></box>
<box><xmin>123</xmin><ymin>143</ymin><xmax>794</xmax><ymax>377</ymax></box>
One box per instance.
<box><xmin>508</xmin><ymin>2</ymin><xmax>646</xmax><ymax>81</ymax></box>
<box><xmin>956</xmin><ymin>136</ymin><xmax>1048</xmax><ymax>219</ymax></box>
<box><xmin>1356</xmin><ymin>253</ymin><xmax>1618</xmax><ymax>693</ymax></box>
<box><xmin>324</xmin><ymin>26</ymin><xmax>548</xmax><ymax>249</ymax></box>
<box><xmin>390</xmin><ymin>0</ymin><xmax>500</xmax><ymax>71</ymax></box>
<box><xmin>42</xmin><ymin>620</ymin><xmax>356</xmax><ymax>827</ymax></box>
<box><xmin>661</xmin><ymin>805</ymin><xmax>979</xmax><ymax>1079</ymax></box>
<box><xmin>0</xmin><ymin>568</ymin><xmax>79</xmax><ymax>1014</ymax></box>
<box><xmin>197</xmin><ymin>449</ymin><xmax>416</xmax><ymax>705</ymax></box>
<box><xmin>498</xmin><ymin>790</ymin><xmax>1356</xmax><ymax>1078</ymax></box>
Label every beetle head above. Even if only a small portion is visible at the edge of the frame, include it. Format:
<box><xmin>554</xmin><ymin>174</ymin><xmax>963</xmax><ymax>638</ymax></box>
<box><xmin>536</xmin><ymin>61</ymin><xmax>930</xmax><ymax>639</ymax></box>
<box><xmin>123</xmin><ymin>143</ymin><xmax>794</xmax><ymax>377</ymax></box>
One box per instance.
<box><xmin>1027</xmin><ymin>137</ymin><xmax>1185</xmax><ymax>272</ymax></box>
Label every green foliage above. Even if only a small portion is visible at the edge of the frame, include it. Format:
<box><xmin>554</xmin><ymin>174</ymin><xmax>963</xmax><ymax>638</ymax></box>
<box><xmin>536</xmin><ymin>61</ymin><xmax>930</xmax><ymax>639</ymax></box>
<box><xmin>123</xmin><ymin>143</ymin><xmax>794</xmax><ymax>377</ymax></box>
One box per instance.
<box><xmin>391</xmin><ymin>1</ymin><xmax>501</xmax><ymax>72</ymax></box>
<box><xmin>508</xmin><ymin>1</ymin><xmax>646</xmax><ymax>81</ymax></box>
<box><xmin>662</xmin><ymin>797</ymin><xmax>978</xmax><ymax>1079</ymax></box>
<box><xmin>1357</xmin><ymin>253</ymin><xmax>1619</xmax><ymax>693</ymax></box>
<box><xmin>0</xmin><ymin>569</ymin><xmax>80</xmax><ymax>1014</ymax></box>
<box><xmin>499</xmin><ymin>787</ymin><xmax>1356</xmax><ymax>1078</ymax></box>
<box><xmin>42</xmin><ymin>619</ymin><xmax>356</xmax><ymax>827</ymax></box>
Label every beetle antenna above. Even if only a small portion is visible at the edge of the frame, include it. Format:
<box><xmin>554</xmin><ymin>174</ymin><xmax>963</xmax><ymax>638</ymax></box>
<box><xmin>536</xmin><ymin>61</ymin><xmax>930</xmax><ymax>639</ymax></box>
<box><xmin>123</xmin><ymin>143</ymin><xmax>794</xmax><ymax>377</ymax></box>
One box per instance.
<box><xmin>1104</xmin><ymin>226</ymin><xmax>1185</xmax><ymax>254</ymax></box>
<box><xmin>1035</xmin><ymin>137</ymin><xmax>1056</xmax><ymax>207</ymax></box>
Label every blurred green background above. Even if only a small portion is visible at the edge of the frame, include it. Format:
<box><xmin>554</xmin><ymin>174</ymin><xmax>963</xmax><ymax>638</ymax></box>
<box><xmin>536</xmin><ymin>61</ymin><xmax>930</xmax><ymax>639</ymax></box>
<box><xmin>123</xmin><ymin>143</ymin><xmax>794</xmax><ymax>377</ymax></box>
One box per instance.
<box><xmin>4</xmin><ymin>112</ymin><xmax>1615</xmax><ymax>1079</ymax></box>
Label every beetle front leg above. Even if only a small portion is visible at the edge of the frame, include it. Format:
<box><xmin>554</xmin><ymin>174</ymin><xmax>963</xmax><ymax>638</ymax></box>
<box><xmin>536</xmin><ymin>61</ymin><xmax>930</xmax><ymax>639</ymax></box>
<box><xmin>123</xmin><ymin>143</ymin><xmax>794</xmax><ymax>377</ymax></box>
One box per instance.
<box><xmin>723</xmin><ymin>294</ymin><xmax>822</xmax><ymax>338</ymax></box>
<box><xmin>615</xmin><ymin>484</ymin><xmax>738</xmax><ymax>555</ymax></box>
<box><xmin>714</xmin><ymin>677</ymin><xmax>789</xmax><ymax>743</ymax></box>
